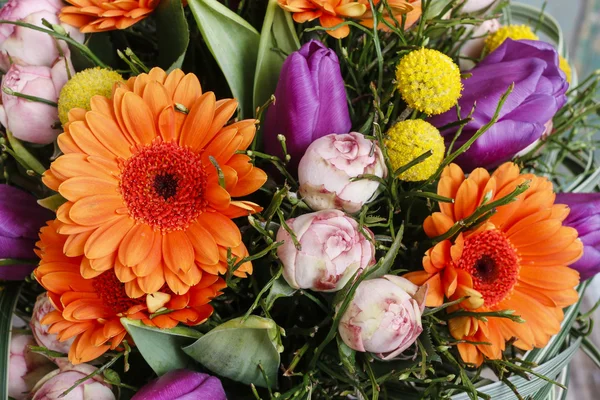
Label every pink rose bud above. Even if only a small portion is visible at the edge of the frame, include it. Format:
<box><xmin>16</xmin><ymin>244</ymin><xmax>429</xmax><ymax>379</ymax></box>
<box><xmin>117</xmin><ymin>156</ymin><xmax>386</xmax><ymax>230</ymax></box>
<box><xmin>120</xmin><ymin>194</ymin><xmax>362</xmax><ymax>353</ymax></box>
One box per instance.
<box><xmin>31</xmin><ymin>362</ymin><xmax>115</xmax><ymax>400</ymax></box>
<box><xmin>31</xmin><ymin>293</ymin><xmax>74</xmax><ymax>355</ymax></box>
<box><xmin>277</xmin><ymin>209</ymin><xmax>375</xmax><ymax>292</ymax></box>
<box><xmin>460</xmin><ymin>0</ymin><xmax>497</xmax><ymax>13</ymax></box>
<box><xmin>8</xmin><ymin>334</ymin><xmax>56</xmax><ymax>400</ymax></box>
<box><xmin>0</xmin><ymin>0</ymin><xmax>84</xmax><ymax>71</ymax></box>
<box><xmin>459</xmin><ymin>19</ymin><xmax>501</xmax><ymax>70</ymax></box>
<box><xmin>0</xmin><ymin>59</ymin><xmax>69</xmax><ymax>144</ymax></box>
<box><xmin>339</xmin><ymin>275</ymin><xmax>427</xmax><ymax>360</ymax></box>
<box><xmin>298</xmin><ymin>133</ymin><xmax>387</xmax><ymax>213</ymax></box>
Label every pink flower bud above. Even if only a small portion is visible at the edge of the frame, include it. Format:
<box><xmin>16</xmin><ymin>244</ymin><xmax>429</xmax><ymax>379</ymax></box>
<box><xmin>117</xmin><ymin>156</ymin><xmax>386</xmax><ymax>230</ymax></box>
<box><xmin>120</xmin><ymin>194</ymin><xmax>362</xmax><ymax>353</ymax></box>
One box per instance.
<box><xmin>339</xmin><ymin>276</ymin><xmax>427</xmax><ymax>359</ymax></box>
<box><xmin>8</xmin><ymin>334</ymin><xmax>56</xmax><ymax>400</ymax></box>
<box><xmin>31</xmin><ymin>362</ymin><xmax>115</xmax><ymax>400</ymax></box>
<box><xmin>30</xmin><ymin>293</ymin><xmax>74</xmax><ymax>356</ymax></box>
<box><xmin>460</xmin><ymin>0</ymin><xmax>497</xmax><ymax>13</ymax></box>
<box><xmin>459</xmin><ymin>19</ymin><xmax>501</xmax><ymax>70</ymax></box>
<box><xmin>0</xmin><ymin>59</ymin><xmax>69</xmax><ymax>144</ymax></box>
<box><xmin>0</xmin><ymin>0</ymin><xmax>84</xmax><ymax>71</ymax></box>
<box><xmin>298</xmin><ymin>133</ymin><xmax>387</xmax><ymax>213</ymax></box>
<box><xmin>277</xmin><ymin>210</ymin><xmax>375</xmax><ymax>292</ymax></box>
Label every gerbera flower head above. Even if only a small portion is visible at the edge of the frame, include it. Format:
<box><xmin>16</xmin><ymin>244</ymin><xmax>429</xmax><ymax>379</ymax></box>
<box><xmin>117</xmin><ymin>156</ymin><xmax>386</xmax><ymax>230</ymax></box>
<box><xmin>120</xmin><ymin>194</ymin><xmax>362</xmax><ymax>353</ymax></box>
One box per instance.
<box><xmin>43</xmin><ymin>67</ymin><xmax>266</xmax><ymax>297</ymax></box>
<box><xmin>405</xmin><ymin>162</ymin><xmax>582</xmax><ymax>365</ymax></box>
<box><xmin>58</xmin><ymin>67</ymin><xmax>124</xmax><ymax>125</ymax></box>
<box><xmin>396</xmin><ymin>48</ymin><xmax>462</xmax><ymax>115</ymax></box>
<box><xmin>278</xmin><ymin>0</ymin><xmax>368</xmax><ymax>39</ymax></box>
<box><xmin>34</xmin><ymin>221</ymin><xmax>226</xmax><ymax>364</ymax></box>
<box><xmin>484</xmin><ymin>24</ymin><xmax>539</xmax><ymax>54</ymax></box>
<box><xmin>59</xmin><ymin>0</ymin><xmax>160</xmax><ymax>33</ymax></box>
<box><xmin>384</xmin><ymin>119</ymin><xmax>445</xmax><ymax>181</ymax></box>
<box><xmin>359</xmin><ymin>0</ymin><xmax>422</xmax><ymax>31</ymax></box>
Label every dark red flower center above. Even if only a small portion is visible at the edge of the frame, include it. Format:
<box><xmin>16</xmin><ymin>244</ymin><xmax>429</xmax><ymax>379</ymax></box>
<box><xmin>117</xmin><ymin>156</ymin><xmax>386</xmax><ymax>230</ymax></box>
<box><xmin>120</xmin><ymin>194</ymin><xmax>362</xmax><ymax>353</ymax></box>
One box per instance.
<box><xmin>456</xmin><ymin>230</ymin><xmax>520</xmax><ymax>307</ymax></box>
<box><xmin>119</xmin><ymin>141</ymin><xmax>208</xmax><ymax>231</ymax></box>
<box><xmin>93</xmin><ymin>272</ymin><xmax>145</xmax><ymax>315</ymax></box>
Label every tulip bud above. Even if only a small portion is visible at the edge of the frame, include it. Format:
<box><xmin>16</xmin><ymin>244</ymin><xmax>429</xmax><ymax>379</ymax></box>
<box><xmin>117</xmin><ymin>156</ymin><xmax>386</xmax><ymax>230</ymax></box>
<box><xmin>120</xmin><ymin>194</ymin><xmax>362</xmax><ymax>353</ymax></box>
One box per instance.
<box><xmin>298</xmin><ymin>133</ymin><xmax>387</xmax><ymax>213</ymax></box>
<box><xmin>338</xmin><ymin>275</ymin><xmax>427</xmax><ymax>360</ymax></box>
<box><xmin>555</xmin><ymin>193</ymin><xmax>600</xmax><ymax>280</ymax></box>
<box><xmin>31</xmin><ymin>363</ymin><xmax>115</xmax><ymax>400</ymax></box>
<box><xmin>0</xmin><ymin>59</ymin><xmax>70</xmax><ymax>144</ymax></box>
<box><xmin>8</xmin><ymin>334</ymin><xmax>56</xmax><ymax>400</ymax></box>
<box><xmin>263</xmin><ymin>40</ymin><xmax>351</xmax><ymax>170</ymax></box>
<box><xmin>277</xmin><ymin>210</ymin><xmax>375</xmax><ymax>292</ymax></box>
<box><xmin>30</xmin><ymin>293</ymin><xmax>74</xmax><ymax>355</ymax></box>
<box><xmin>132</xmin><ymin>370</ymin><xmax>226</xmax><ymax>400</ymax></box>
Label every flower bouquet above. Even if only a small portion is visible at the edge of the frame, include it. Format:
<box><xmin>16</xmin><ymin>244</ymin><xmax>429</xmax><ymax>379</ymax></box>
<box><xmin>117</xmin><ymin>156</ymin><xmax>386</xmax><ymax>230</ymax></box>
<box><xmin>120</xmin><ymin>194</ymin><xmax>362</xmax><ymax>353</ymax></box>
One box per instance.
<box><xmin>1</xmin><ymin>0</ymin><xmax>599</xmax><ymax>398</ymax></box>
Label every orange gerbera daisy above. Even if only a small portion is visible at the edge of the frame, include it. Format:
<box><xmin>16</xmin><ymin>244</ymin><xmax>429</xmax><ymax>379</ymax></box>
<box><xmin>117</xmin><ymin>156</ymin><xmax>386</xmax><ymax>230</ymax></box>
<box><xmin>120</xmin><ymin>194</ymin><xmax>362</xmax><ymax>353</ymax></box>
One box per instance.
<box><xmin>278</xmin><ymin>0</ymin><xmax>368</xmax><ymax>38</ymax></box>
<box><xmin>34</xmin><ymin>221</ymin><xmax>225</xmax><ymax>364</ymax></box>
<box><xmin>405</xmin><ymin>162</ymin><xmax>582</xmax><ymax>366</ymax></box>
<box><xmin>359</xmin><ymin>0</ymin><xmax>421</xmax><ymax>31</ymax></box>
<box><xmin>60</xmin><ymin>0</ymin><xmax>159</xmax><ymax>33</ymax></box>
<box><xmin>43</xmin><ymin>67</ymin><xmax>266</xmax><ymax>297</ymax></box>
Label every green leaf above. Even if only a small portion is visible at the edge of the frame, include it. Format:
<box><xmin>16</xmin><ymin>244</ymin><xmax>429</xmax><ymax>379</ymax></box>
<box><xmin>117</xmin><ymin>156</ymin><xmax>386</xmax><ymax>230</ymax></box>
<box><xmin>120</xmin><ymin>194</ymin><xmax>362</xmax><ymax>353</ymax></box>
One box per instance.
<box><xmin>265</xmin><ymin>275</ymin><xmax>297</xmax><ymax>310</ymax></box>
<box><xmin>70</xmin><ymin>33</ymin><xmax>118</xmax><ymax>71</ymax></box>
<box><xmin>37</xmin><ymin>194</ymin><xmax>67</xmax><ymax>212</ymax></box>
<box><xmin>422</xmin><ymin>0</ymin><xmax>454</xmax><ymax>20</ymax></box>
<box><xmin>120</xmin><ymin>318</ymin><xmax>201</xmax><ymax>376</ymax></box>
<box><xmin>155</xmin><ymin>0</ymin><xmax>190</xmax><ymax>72</ymax></box>
<box><xmin>253</xmin><ymin>0</ymin><xmax>300</xmax><ymax>111</ymax></box>
<box><xmin>0</xmin><ymin>284</ymin><xmax>22</xmax><ymax>400</ymax></box>
<box><xmin>188</xmin><ymin>0</ymin><xmax>260</xmax><ymax>118</ymax></box>
<box><xmin>183</xmin><ymin>316</ymin><xmax>281</xmax><ymax>388</ymax></box>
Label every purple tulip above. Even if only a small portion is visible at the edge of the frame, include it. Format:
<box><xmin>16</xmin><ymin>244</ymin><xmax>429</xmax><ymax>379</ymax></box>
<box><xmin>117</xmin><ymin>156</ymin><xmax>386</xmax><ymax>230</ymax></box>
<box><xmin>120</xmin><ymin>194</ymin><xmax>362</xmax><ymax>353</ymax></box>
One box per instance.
<box><xmin>430</xmin><ymin>39</ymin><xmax>568</xmax><ymax>171</ymax></box>
<box><xmin>131</xmin><ymin>370</ymin><xmax>226</xmax><ymax>400</ymax></box>
<box><xmin>556</xmin><ymin>193</ymin><xmax>600</xmax><ymax>280</ymax></box>
<box><xmin>0</xmin><ymin>184</ymin><xmax>52</xmax><ymax>280</ymax></box>
<box><xmin>264</xmin><ymin>40</ymin><xmax>351</xmax><ymax>170</ymax></box>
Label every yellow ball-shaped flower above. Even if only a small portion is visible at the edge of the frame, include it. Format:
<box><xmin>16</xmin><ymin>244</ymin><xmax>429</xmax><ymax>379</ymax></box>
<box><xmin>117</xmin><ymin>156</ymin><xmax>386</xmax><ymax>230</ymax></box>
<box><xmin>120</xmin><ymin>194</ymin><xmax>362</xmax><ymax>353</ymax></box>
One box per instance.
<box><xmin>385</xmin><ymin>119</ymin><xmax>445</xmax><ymax>182</ymax></box>
<box><xmin>396</xmin><ymin>48</ymin><xmax>462</xmax><ymax>116</ymax></box>
<box><xmin>484</xmin><ymin>25</ymin><xmax>539</xmax><ymax>54</ymax></box>
<box><xmin>58</xmin><ymin>68</ymin><xmax>124</xmax><ymax>125</ymax></box>
<box><xmin>559</xmin><ymin>56</ymin><xmax>572</xmax><ymax>84</ymax></box>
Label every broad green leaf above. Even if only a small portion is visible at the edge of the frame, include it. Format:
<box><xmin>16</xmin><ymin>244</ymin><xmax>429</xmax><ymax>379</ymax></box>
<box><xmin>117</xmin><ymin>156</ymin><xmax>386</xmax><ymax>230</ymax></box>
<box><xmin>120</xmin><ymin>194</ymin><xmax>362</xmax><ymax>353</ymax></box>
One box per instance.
<box><xmin>155</xmin><ymin>0</ymin><xmax>190</xmax><ymax>72</ymax></box>
<box><xmin>0</xmin><ymin>284</ymin><xmax>22</xmax><ymax>400</ymax></box>
<box><xmin>70</xmin><ymin>33</ymin><xmax>118</xmax><ymax>71</ymax></box>
<box><xmin>265</xmin><ymin>275</ymin><xmax>297</xmax><ymax>310</ymax></box>
<box><xmin>188</xmin><ymin>0</ymin><xmax>260</xmax><ymax>118</ymax></box>
<box><xmin>183</xmin><ymin>316</ymin><xmax>281</xmax><ymax>388</ymax></box>
<box><xmin>253</xmin><ymin>0</ymin><xmax>300</xmax><ymax>111</ymax></box>
<box><xmin>120</xmin><ymin>318</ymin><xmax>201</xmax><ymax>376</ymax></box>
<box><xmin>422</xmin><ymin>0</ymin><xmax>454</xmax><ymax>20</ymax></box>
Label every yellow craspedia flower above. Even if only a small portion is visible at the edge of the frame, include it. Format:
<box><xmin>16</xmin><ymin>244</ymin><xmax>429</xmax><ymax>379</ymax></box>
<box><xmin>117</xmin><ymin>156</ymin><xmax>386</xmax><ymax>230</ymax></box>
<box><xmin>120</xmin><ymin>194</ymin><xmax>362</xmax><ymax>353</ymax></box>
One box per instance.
<box><xmin>58</xmin><ymin>68</ymin><xmax>124</xmax><ymax>125</ymax></box>
<box><xmin>385</xmin><ymin>119</ymin><xmax>445</xmax><ymax>182</ymax></box>
<box><xmin>396</xmin><ymin>48</ymin><xmax>462</xmax><ymax>116</ymax></box>
<box><xmin>484</xmin><ymin>25</ymin><xmax>539</xmax><ymax>54</ymax></box>
<box><xmin>559</xmin><ymin>56</ymin><xmax>572</xmax><ymax>84</ymax></box>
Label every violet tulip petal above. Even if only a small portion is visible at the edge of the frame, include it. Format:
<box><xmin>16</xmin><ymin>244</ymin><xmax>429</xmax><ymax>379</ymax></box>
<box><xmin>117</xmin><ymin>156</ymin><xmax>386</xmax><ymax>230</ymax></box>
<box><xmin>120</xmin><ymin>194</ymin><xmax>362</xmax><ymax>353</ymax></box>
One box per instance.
<box><xmin>132</xmin><ymin>370</ymin><xmax>226</xmax><ymax>400</ymax></box>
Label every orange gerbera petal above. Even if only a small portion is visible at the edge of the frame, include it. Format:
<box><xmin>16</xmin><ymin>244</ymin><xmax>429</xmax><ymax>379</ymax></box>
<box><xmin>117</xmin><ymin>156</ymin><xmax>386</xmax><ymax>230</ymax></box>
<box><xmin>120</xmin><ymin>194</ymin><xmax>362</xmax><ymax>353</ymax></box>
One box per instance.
<box><xmin>34</xmin><ymin>221</ymin><xmax>226</xmax><ymax>365</ymax></box>
<box><xmin>45</xmin><ymin>67</ymin><xmax>264</xmax><ymax>295</ymax></box>
<box><xmin>60</xmin><ymin>0</ymin><xmax>158</xmax><ymax>33</ymax></box>
<box><xmin>407</xmin><ymin>162</ymin><xmax>582</xmax><ymax>365</ymax></box>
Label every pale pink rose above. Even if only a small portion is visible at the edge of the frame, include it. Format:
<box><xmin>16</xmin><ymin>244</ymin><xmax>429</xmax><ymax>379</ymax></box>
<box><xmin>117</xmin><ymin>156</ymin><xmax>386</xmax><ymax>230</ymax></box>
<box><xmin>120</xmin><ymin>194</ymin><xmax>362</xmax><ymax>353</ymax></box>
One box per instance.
<box><xmin>459</xmin><ymin>19</ymin><xmax>501</xmax><ymax>70</ymax></box>
<box><xmin>277</xmin><ymin>209</ymin><xmax>375</xmax><ymax>292</ymax></box>
<box><xmin>298</xmin><ymin>133</ymin><xmax>387</xmax><ymax>213</ymax></box>
<box><xmin>339</xmin><ymin>275</ymin><xmax>427</xmax><ymax>360</ymax></box>
<box><xmin>31</xmin><ymin>362</ymin><xmax>115</xmax><ymax>400</ymax></box>
<box><xmin>0</xmin><ymin>0</ymin><xmax>84</xmax><ymax>71</ymax></box>
<box><xmin>31</xmin><ymin>293</ymin><xmax>74</xmax><ymax>355</ymax></box>
<box><xmin>0</xmin><ymin>58</ymin><xmax>69</xmax><ymax>144</ymax></box>
<box><xmin>8</xmin><ymin>334</ymin><xmax>56</xmax><ymax>400</ymax></box>
<box><xmin>460</xmin><ymin>0</ymin><xmax>497</xmax><ymax>13</ymax></box>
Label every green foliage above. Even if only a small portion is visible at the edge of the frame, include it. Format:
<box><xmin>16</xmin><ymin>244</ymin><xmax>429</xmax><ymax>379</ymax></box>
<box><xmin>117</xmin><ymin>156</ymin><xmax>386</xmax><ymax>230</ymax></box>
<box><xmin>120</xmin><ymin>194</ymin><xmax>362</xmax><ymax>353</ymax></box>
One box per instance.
<box><xmin>155</xmin><ymin>0</ymin><xmax>190</xmax><ymax>72</ymax></box>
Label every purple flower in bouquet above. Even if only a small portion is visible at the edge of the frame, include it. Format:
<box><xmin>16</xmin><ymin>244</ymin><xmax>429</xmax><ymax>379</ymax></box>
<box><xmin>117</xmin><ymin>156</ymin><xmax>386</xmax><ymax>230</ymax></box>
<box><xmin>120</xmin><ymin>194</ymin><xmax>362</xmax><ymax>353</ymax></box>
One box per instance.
<box><xmin>131</xmin><ymin>370</ymin><xmax>226</xmax><ymax>400</ymax></box>
<box><xmin>430</xmin><ymin>39</ymin><xmax>568</xmax><ymax>171</ymax></box>
<box><xmin>0</xmin><ymin>59</ymin><xmax>70</xmax><ymax>144</ymax></box>
<box><xmin>9</xmin><ymin>334</ymin><xmax>56</xmax><ymax>400</ymax></box>
<box><xmin>0</xmin><ymin>184</ymin><xmax>52</xmax><ymax>280</ymax></box>
<box><xmin>31</xmin><ymin>362</ymin><xmax>115</xmax><ymax>400</ymax></box>
<box><xmin>338</xmin><ymin>275</ymin><xmax>427</xmax><ymax>360</ymax></box>
<box><xmin>277</xmin><ymin>209</ymin><xmax>375</xmax><ymax>292</ymax></box>
<box><xmin>30</xmin><ymin>293</ymin><xmax>74</xmax><ymax>355</ymax></box>
<box><xmin>556</xmin><ymin>193</ymin><xmax>600</xmax><ymax>280</ymax></box>
<box><xmin>0</xmin><ymin>0</ymin><xmax>84</xmax><ymax>71</ymax></box>
<box><xmin>263</xmin><ymin>40</ymin><xmax>351</xmax><ymax>169</ymax></box>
